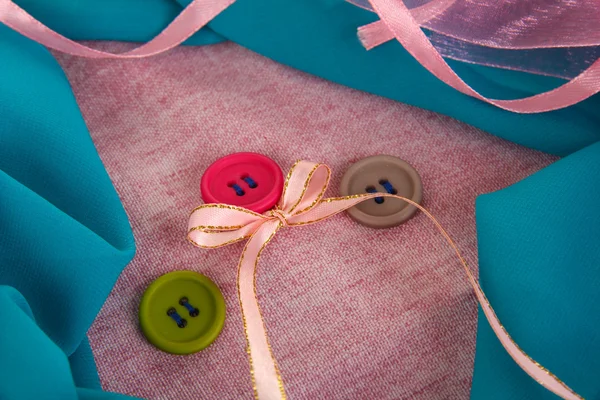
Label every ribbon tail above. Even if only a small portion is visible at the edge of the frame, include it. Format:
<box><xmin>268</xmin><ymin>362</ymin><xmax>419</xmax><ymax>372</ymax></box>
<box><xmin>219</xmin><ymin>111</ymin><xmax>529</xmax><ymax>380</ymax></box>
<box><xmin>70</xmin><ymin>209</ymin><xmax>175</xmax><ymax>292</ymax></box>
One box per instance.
<box><xmin>237</xmin><ymin>219</ymin><xmax>286</xmax><ymax>400</ymax></box>
<box><xmin>357</xmin><ymin>20</ymin><xmax>394</xmax><ymax>50</ymax></box>
<box><xmin>357</xmin><ymin>0</ymin><xmax>458</xmax><ymax>50</ymax></box>
<box><xmin>291</xmin><ymin>193</ymin><xmax>582</xmax><ymax>399</ymax></box>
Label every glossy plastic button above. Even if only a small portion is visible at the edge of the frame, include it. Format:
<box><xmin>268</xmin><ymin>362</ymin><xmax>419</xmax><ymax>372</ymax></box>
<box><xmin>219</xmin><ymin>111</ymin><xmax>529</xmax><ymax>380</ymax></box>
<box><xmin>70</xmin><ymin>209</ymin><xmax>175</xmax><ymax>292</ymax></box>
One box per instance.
<box><xmin>201</xmin><ymin>152</ymin><xmax>284</xmax><ymax>213</ymax></box>
<box><xmin>340</xmin><ymin>155</ymin><xmax>423</xmax><ymax>229</ymax></box>
<box><xmin>139</xmin><ymin>271</ymin><xmax>226</xmax><ymax>355</ymax></box>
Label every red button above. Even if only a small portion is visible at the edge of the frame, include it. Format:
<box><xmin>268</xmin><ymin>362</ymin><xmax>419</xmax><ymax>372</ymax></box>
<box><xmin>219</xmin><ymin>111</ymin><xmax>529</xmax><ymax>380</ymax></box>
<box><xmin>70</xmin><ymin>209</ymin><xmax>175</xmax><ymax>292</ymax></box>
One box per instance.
<box><xmin>201</xmin><ymin>153</ymin><xmax>284</xmax><ymax>213</ymax></box>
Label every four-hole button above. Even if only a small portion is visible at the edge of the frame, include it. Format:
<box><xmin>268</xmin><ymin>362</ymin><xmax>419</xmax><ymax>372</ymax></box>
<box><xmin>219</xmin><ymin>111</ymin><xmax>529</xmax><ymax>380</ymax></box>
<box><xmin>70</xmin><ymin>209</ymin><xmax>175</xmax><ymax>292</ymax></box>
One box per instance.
<box><xmin>201</xmin><ymin>152</ymin><xmax>284</xmax><ymax>213</ymax></box>
<box><xmin>340</xmin><ymin>155</ymin><xmax>423</xmax><ymax>228</ymax></box>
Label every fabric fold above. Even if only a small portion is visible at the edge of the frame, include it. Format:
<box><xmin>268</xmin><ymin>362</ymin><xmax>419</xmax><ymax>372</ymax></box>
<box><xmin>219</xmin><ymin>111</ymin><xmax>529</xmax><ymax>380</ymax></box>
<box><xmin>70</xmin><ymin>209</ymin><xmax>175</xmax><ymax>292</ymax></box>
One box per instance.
<box><xmin>0</xmin><ymin>24</ymin><xmax>137</xmax><ymax>399</ymax></box>
<box><xmin>473</xmin><ymin>141</ymin><xmax>600</xmax><ymax>399</ymax></box>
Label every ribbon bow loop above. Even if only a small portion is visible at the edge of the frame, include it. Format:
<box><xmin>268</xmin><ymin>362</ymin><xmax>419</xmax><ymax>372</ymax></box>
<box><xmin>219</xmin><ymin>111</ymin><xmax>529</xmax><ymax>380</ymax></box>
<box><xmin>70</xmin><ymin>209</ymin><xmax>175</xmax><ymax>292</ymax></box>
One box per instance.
<box><xmin>277</xmin><ymin>161</ymin><xmax>331</xmax><ymax>217</ymax></box>
<box><xmin>187</xmin><ymin>204</ymin><xmax>267</xmax><ymax>248</ymax></box>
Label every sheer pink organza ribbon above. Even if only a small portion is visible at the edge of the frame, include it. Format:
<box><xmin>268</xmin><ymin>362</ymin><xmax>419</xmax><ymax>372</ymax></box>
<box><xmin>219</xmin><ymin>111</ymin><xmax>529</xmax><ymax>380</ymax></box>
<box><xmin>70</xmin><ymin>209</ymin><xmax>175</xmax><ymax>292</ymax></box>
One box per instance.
<box><xmin>351</xmin><ymin>0</ymin><xmax>600</xmax><ymax>81</ymax></box>
<box><xmin>0</xmin><ymin>0</ymin><xmax>234</xmax><ymax>58</ymax></box>
<box><xmin>352</xmin><ymin>0</ymin><xmax>600</xmax><ymax>113</ymax></box>
<box><xmin>187</xmin><ymin>160</ymin><xmax>582</xmax><ymax>400</ymax></box>
<box><xmin>351</xmin><ymin>0</ymin><xmax>600</xmax><ymax>50</ymax></box>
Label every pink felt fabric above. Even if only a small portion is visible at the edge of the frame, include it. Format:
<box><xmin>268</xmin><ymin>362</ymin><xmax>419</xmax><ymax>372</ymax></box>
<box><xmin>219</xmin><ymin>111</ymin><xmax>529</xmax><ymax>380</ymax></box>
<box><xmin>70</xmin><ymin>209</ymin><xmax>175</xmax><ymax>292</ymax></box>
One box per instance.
<box><xmin>54</xmin><ymin>41</ymin><xmax>556</xmax><ymax>400</ymax></box>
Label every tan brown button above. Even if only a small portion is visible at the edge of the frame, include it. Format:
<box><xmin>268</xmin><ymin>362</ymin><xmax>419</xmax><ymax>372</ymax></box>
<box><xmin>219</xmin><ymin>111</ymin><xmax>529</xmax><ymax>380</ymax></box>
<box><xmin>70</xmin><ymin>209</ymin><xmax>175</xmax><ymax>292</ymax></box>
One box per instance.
<box><xmin>340</xmin><ymin>155</ymin><xmax>423</xmax><ymax>228</ymax></box>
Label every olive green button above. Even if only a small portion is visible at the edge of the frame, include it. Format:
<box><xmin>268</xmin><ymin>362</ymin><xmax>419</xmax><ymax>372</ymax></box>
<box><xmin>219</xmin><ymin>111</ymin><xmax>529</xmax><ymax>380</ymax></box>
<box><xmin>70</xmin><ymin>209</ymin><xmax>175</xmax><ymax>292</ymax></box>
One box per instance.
<box><xmin>139</xmin><ymin>271</ymin><xmax>226</xmax><ymax>355</ymax></box>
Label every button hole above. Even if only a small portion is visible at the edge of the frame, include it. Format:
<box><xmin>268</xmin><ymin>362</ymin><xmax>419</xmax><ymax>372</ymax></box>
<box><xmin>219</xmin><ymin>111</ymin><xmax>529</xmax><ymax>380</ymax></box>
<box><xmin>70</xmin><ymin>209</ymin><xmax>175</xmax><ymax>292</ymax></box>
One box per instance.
<box><xmin>179</xmin><ymin>297</ymin><xmax>200</xmax><ymax>317</ymax></box>
<box><xmin>242</xmin><ymin>175</ymin><xmax>258</xmax><ymax>189</ymax></box>
<box><xmin>230</xmin><ymin>183</ymin><xmax>245</xmax><ymax>196</ymax></box>
<box><xmin>365</xmin><ymin>186</ymin><xmax>384</xmax><ymax>204</ymax></box>
<box><xmin>167</xmin><ymin>307</ymin><xmax>187</xmax><ymax>328</ymax></box>
<box><xmin>379</xmin><ymin>179</ymin><xmax>397</xmax><ymax>195</ymax></box>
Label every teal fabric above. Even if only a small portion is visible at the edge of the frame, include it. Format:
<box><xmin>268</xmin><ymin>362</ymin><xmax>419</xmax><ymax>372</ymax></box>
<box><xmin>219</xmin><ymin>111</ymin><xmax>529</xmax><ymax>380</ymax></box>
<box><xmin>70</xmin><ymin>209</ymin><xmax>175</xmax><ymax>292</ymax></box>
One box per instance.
<box><xmin>474</xmin><ymin>142</ymin><xmax>600</xmax><ymax>399</ymax></box>
<box><xmin>0</xmin><ymin>287</ymin><xmax>133</xmax><ymax>400</ymax></box>
<box><xmin>0</xmin><ymin>24</ymin><xmax>136</xmax><ymax>399</ymax></box>
<box><xmin>1</xmin><ymin>1</ymin><xmax>599</xmax><ymax>399</ymax></box>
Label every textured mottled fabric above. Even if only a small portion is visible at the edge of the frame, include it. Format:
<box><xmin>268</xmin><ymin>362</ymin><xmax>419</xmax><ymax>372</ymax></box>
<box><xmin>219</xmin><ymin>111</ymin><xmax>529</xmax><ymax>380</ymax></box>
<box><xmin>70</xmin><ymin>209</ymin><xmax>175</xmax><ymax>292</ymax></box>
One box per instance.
<box><xmin>55</xmin><ymin>42</ymin><xmax>556</xmax><ymax>400</ymax></box>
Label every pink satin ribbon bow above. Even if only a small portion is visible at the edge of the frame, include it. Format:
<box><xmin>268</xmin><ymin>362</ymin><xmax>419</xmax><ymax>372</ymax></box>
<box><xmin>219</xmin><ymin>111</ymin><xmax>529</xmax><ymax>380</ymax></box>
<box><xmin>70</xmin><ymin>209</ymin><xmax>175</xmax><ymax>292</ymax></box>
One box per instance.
<box><xmin>188</xmin><ymin>160</ymin><xmax>582</xmax><ymax>400</ymax></box>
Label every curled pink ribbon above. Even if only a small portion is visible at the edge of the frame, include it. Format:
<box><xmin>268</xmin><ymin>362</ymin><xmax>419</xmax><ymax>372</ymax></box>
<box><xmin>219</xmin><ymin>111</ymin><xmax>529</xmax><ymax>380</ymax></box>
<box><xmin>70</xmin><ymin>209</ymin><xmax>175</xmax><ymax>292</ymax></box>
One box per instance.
<box><xmin>355</xmin><ymin>0</ymin><xmax>600</xmax><ymax>113</ymax></box>
<box><xmin>188</xmin><ymin>160</ymin><xmax>582</xmax><ymax>400</ymax></box>
<box><xmin>0</xmin><ymin>0</ymin><xmax>234</xmax><ymax>58</ymax></box>
<box><xmin>2</xmin><ymin>0</ymin><xmax>597</xmax><ymax>112</ymax></box>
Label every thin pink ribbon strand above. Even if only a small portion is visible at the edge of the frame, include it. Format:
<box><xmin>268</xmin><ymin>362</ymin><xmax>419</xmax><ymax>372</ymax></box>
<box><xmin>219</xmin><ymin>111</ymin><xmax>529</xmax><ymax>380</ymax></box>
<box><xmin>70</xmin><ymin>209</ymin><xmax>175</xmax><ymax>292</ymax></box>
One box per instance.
<box><xmin>349</xmin><ymin>0</ymin><xmax>456</xmax><ymax>25</ymax></box>
<box><xmin>351</xmin><ymin>0</ymin><xmax>456</xmax><ymax>49</ymax></box>
<box><xmin>0</xmin><ymin>0</ymin><xmax>234</xmax><ymax>58</ymax></box>
<box><xmin>356</xmin><ymin>0</ymin><xmax>600</xmax><ymax>113</ymax></box>
<box><xmin>3</xmin><ymin>0</ymin><xmax>597</xmax><ymax>112</ymax></box>
<box><xmin>353</xmin><ymin>0</ymin><xmax>600</xmax><ymax>50</ymax></box>
<box><xmin>187</xmin><ymin>160</ymin><xmax>583</xmax><ymax>400</ymax></box>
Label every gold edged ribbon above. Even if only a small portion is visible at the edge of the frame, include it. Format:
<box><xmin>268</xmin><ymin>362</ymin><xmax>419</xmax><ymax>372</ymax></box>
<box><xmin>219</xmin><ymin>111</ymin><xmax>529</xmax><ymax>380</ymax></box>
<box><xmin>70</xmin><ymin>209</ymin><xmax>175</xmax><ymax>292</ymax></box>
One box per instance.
<box><xmin>188</xmin><ymin>160</ymin><xmax>582</xmax><ymax>400</ymax></box>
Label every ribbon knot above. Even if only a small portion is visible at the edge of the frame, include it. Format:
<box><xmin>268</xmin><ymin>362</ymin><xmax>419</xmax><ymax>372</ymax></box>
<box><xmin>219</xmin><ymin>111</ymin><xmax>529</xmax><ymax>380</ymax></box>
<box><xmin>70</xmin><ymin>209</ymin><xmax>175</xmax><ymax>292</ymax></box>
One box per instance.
<box><xmin>269</xmin><ymin>209</ymin><xmax>289</xmax><ymax>227</ymax></box>
<box><xmin>187</xmin><ymin>160</ymin><xmax>580</xmax><ymax>400</ymax></box>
